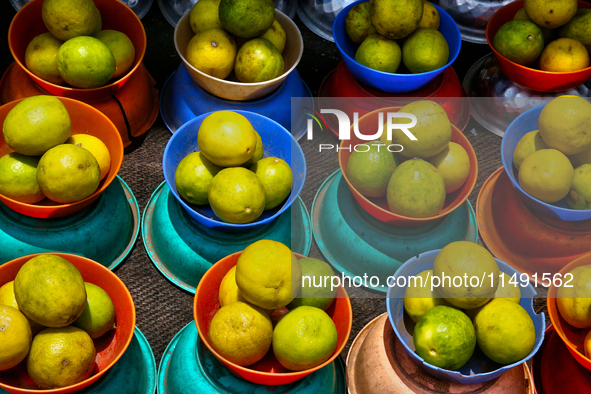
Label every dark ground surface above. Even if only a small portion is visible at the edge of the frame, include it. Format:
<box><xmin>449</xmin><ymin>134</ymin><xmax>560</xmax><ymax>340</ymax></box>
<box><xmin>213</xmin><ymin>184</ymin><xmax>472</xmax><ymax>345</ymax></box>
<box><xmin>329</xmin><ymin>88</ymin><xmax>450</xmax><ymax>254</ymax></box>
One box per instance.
<box><xmin>0</xmin><ymin>0</ymin><xmax>550</xmax><ymax>377</ymax></box>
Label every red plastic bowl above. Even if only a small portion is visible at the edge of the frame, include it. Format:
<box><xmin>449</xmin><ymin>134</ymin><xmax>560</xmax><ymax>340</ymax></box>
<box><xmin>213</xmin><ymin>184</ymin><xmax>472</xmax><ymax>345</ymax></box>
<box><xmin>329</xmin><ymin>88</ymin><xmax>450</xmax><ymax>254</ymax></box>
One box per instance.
<box><xmin>338</xmin><ymin>106</ymin><xmax>478</xmax><ymax>227</ymax></box>
<box><xmin>193</xmin><ymin>251</ymin><xmax>353</xmax><ymax>386</ymax></box>
<box><xmin>547</xmin><ymin>252</ymin><xmax>591</xmax><ymax>372</ymax></box>
<box><xmin>0</xmin><ymin>253</ymin><xmax>136</xmax><ymax>394</ymax></box>
<box><xmin>486</xmin><ymin>0</ymin><xmax>591</xmax><ymax>92</ymax></box>
<box><xmin>0</xmin><ymin>97</ymin><xmax>124</xmax><ymax>219</ymax></box>
<box><xmin>8</xmin><ymin>0</ymin><xmax>147</xmax><ymax>101</ymax></box>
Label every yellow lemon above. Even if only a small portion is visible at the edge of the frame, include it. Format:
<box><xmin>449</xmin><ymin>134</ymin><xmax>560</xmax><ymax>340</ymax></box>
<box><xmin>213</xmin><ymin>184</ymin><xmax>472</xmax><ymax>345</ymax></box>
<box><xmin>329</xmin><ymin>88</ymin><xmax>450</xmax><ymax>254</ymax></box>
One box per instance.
<box><xmin>42</xmin><ymin>0</ymin><xmax>98</xmax><ymax>41</ymax></box>
<box><xmin>27</xmin><ymin>326</ymin><xmax>96</xmax><ymax>389</ymax></box>
<box><xmin>57</xmin><ymin>36</ymin><xmax>116</xmax><ymax>89</ymax></box>
<box><xmin>0</xmin><ymin>282</ymin><xmax>45</xmax><ymax>336</ymax></box>
<box><xmin>404</xmin><ymin>270</ymin><xmax>452</xmax><ymax>323</ymax></box>
<box><xmin>242</xmin><ymin>131</ymin><xmax>264</xmax><ymax>167</ymax></box>
<box><xmin>198</xmin><ymin>111</ymin><xmax>257</xmax><ymax>167</ymax></box>
<box><xmin>218</xmin><ymin>266</ymin><xmax>248</xmax><ymax>307</ymax></box>
<box><xmin>235</xmin><ymin>240</ymin><xmax>302</xmax><ymax>310</ymax></box>
<box><xmin>249</xmin><ymin>157</ymin><xmax>293</xmax><ymax>210</ymax></box>
<box><xmin>14</xmin><ymin>254</ymin><xmax>87</xmax><ymax>328</ymax></box>
<box><xmin>345</xmin><ymin>2</ymin><xmax>377</xmax><ymax>43</ymax></box>
<box><xmin>386</xmin><ymin>158</ymin><xmax>446</xmax><ymax>218</ymax></box>
<box><xmin>432</xmin><ymin>241</ymin><xmax>500</xmax><ymax>309</ymax></box>
<box><xmin>186</xmin><ymin>28</ymin><xmax>237</xmax><ymax>80</ymax></box>
<box><xmin>272</xmin><ymin>306</ymin><xmax>337</xmax><ymax>371</ymax></box>
<box><xmin>370</xmin><ymin>0</ymin><xmax>424</xmax><ymax>40</ymax></box>
<box><xmin>538</xmin><ymin>95</ymin><xmax>591</xmax><ymax>155</ymax></box>
<box><xmin>175</xmin><ymin>151</ymin><xmax>222</xmax><ymax>206</ymax></box>
<box><xmin>72</xmin><ymin>282</ymin><xmax>115</xmax><ymax>339</ymax></box>
<box><xmin>524</xmin><ymin>0</ymin><xmax>577</xmax><ymax>29</ymax></box>
<box><xmin>93</xmin><ymin>30</ymin><xmax>136</xmax><ymax>79</ymax></box>
<box><xmin>219</xmin><ymin>0</ymin><xmax>275</xmax><ymax>38</ymax></box>
<box><xmin>355</xmin><ymin>34</ymin><xmax>402</xmax><ymax>73</ymax></box>
<box><xmin>0</xmin><ymin>305</ymin><xmax>32</xmax><ymax>371</ymax></box>
<box><xmin>392</xmin><ymin>100</ymin><xmax>452</xmax><ymax>159</ymax></box>
<box><xmin>512</xmin><ymin>130</ymin><xmax>548</xmax><ymax>170</ymax></box>
<box><xmin>568</xmin><ymin>146</ymin><xmax>591</xmax><ymax>168</ymax></box>
<box><xmin>494</xmin><ymin>272</ymin><xmax>521</xmax><ymax>303</ymax></box>
<box><xmin>208</xmin><ymin>167</ymin><xmax>266</xmax><ymax>223</ymax></box>
<box><xmin>427</xmin><ymin>142</ymin><xmax>471</xmax><ymax>194</ymax></box>
<box><xmin>234</xmin><ymin>38</ymin><xmax>284</xmax><ymax>83</ymax></box>
<box><xmin>419</xmin><ymin>1</ymin><xmax>440</xmax><ymax>29</ymax></box>
<box><xmin>0</xmin><ymin>153</ymin><xmax>45</xmax><ymax>204</ymax></box>
<box><xmin>66</xmin><ymin>134</ymin><xmax>111</xmax><ymax>181</ymax></box>
<box><xmin>37</xmin><ymin>144</ymin><xmax>101</xmax><ymax>203</ymax></box>
<box><xmin>556</xmin><ymin>265</ymin><xmax>591</xmax><ymax>328</ymax></box>
<box><xmin>346</xmin><ymin>141</ymin><xmax>397</xmax><ymax>198</ymax></box>
<box><xmin>2</xmin><ymin>95</ymin><xmax>71</xmax><ymax>157</ymax></box>
<box><xmin>539</xmin><ymin>38</ymin><xmax>590</xmax><ymax>72</ymax></box>
<box><xmin>209</xmin><ymin>301</ymin><xmax>273</xmax><ymax>366</ymax></box>
<box><xmin>189</xmin><ymin>0</ymin><xmax>223</xmax><ymax>34</ymax></box>
<box><xmin>402</xmin><ymin>28</ymin><xmax>449</xmax><ymax>73</ymax></box>
<box><xmin>25</xmin><ymin>32</ymin><xmax>64</xmax><ymax>85</ymax></box>
<box><xmin>260</xmin><ymin>19</ymin><xmax>287</xmax><ymax>54</ymax></box>
<box><xmin>518</xmin><ymin>149</ymin><xmax>574</xmax><ymax>203</ymax></box>
<box><xmin>566</xmin><ymin>163</ymin><xmax>591</xmax><ymax>210</ymax></box>
<box><xmin>473</xmin><ymin>299</ymin><xmax>535</xmax><ymax>364</ymax></box>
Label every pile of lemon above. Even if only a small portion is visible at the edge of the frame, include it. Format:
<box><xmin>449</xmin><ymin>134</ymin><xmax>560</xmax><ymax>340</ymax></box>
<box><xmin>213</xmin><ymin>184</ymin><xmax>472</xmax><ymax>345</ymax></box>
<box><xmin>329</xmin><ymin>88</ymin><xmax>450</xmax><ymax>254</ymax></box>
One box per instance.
<box><xmin>0</xmin><ymin>95</ymin><xmax>111</xmax><ymax>205</ymax></box>
<box><xmin>175</xmin><ymin>111</ymin><xmax>292</xmax><ymax>224</ymax></box>
<box><xmin>185</xmin><ymin>0</ymin><xmax>286</xmax><ymax>83</ymax></box>
<box><xmin>513</xmin><ymin>95</ymin><xmax>591</xmax><ymax>210</ymax></box>
<box><xmin>346</xmin><ymin>100</ymin><xmax>471</xmax><ymax>218</ymax></box>
<box><xmin>25</xmin><ymin>0</ymin><xmax>135</xmax><ymax>88</ymax></box>
<box><xmin>405</xmin><ymin>242</ymin><xmax>536</xmax><ymax>370</ymax></box>
<box><xmin>345</xmin><ymin>0</ymin><xmax>449</xmax><ymax>74</ymax></box>
<box><xmin>555</xmin><ymin>265</ymin><xmax>591</xmax><ymax>358</ymax></box>
<box><xmin>493</xmin><ymin>0</ymin><xmax>591</xmax><ymax>72</ymax></box>
<box><xmin>0</xmin><ymin>254</ymin><xmax>116</xmax><ymax>389</ymax></box>
<box><xmin>209</xmin><ymin>240</ymin><xmax>340</xmax><ymax>371</ymax></box>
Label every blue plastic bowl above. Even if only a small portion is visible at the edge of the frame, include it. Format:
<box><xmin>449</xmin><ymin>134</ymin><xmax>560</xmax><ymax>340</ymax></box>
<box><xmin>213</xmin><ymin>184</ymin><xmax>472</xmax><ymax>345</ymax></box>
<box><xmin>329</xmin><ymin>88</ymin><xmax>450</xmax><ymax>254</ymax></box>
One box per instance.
<box><xmin>501</xmin><ymin>105</ymin><xmax>591</xmax><ymax>221</ymax></box>
<box><xmin>386</xmin><ymin>249</ymin><xmax>545</xmax><ymax>384</ymax></box>
<box><xmin>332</xmin><ymin>0</ymin><xmax>461</xmax><ymax>93</ymax></box>
<box><xmin>162</xmin><ymin>110</ymin><xmax>306</xmax><ymax>233</ymax></box>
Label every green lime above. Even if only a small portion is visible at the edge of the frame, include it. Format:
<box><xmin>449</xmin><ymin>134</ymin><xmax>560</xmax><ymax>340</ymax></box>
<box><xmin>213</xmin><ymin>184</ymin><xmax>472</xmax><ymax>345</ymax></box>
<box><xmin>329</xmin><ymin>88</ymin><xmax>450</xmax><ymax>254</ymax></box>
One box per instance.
<box><xmin>346</xmin><ymin>141</ymin><xmax>397</xmax><ymax>198</ymax></box>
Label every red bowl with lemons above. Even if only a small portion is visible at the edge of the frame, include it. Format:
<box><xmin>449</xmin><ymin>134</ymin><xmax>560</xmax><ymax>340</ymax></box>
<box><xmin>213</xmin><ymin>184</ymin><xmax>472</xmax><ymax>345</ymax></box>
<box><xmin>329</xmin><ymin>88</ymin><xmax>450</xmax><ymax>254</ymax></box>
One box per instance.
<box><xmin>193</xmin><ymin>251</ymin><xmax>353</xmax><ymax>386</ymax></box>
<box><xmin>0</xmin><ymin>252</ymin><xmax>136</xmax><ymax>394</ymax></box>
<box><xmin>0</xmin><ymin>97</ymin><xmax>124</xmax><ymax>219</ymax></box>
<box><xmin>8</xmin><ymin>0</ymin><xmax>147</xmax><ymax>101</ymax></box>
<box><xmin>547</xmin><ymin>252</ymin><xmax>591</xmax><ymax>372</ymax></box>
<box><xmin>338</xmin><ymin>106</ymin><xmax>478</xmax><ymax>227</ymax></box>
<box><xmin>486</xmin><ymin>0</ymin><xmax>591</xmax><ymax>92</ymax></box>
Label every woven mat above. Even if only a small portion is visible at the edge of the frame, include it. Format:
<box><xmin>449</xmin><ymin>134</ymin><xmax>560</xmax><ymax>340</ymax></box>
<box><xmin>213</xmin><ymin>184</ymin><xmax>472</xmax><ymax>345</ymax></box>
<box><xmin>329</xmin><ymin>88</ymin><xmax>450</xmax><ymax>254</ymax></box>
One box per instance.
<box><xmin>0</xmin><ymin>1</ymin><xmax>549</xmax><ymax>368</ymax></box>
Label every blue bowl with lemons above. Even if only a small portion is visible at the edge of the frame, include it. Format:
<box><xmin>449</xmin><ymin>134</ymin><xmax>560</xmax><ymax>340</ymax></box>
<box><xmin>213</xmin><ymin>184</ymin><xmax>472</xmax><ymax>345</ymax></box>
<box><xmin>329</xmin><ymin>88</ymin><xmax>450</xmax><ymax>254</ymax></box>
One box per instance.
<box><xmin>501</xmin><ymin>104</ymin><xmax>591</xmax><ymax>221</ymax></box>
<box><xmin>386</xmin><ymin>249</ymin><xmax>545</xmax><ymax>384</ymax></box>
<box><xmin>162</xmin><ymin>110</ymin><xmax>306</xmax><ymax>233</ymax></box>
<box><xmin>332</xmin><ymin>0</ymin><xmax>461</xmax><ymax>93</ymax></box>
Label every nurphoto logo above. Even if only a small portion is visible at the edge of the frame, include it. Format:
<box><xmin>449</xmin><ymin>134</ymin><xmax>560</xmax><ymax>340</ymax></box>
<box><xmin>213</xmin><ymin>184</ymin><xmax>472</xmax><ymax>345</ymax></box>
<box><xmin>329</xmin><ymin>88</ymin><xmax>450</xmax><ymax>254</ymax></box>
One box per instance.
<box><xmin>304</xmin><ymin>108</ymin><xmax>417</xmax><ymax>152</ymax></box>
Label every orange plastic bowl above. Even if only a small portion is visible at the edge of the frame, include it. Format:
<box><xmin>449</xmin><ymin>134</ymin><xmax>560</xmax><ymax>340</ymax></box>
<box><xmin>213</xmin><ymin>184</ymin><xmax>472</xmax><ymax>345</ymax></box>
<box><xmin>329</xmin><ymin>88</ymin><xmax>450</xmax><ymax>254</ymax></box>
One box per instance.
<box><xmin>193</xmin><ymin>251</ymin><xmax>353</xmax><ymax>386</ymax></box>
<box><xmin>486</xmin><ymin>0</ymin><xmax>591</xmax><ymax>92</ymax></box>
<box><xmin>8</xmin><ymin>0</ymin><xmax>147</xmax><ymax>101</ymax></box>
<box><xmin>338</xmin><ymin>107</ymin><xmax>478</xmax><ymax>227</ymax></box>
<box><xmin>0</xmin><ymin>97</ymin><xmax>124</xmax><ymax>219</ymax></box>
<box><xmin>547</xmin><ymin>252</ymin><xmax>591</xmax><ymax>372</ymax></box>
<box><xmin>0</xmin><ymin>253</ymin><xmax>136</xmax><ymax>394</ymax></box>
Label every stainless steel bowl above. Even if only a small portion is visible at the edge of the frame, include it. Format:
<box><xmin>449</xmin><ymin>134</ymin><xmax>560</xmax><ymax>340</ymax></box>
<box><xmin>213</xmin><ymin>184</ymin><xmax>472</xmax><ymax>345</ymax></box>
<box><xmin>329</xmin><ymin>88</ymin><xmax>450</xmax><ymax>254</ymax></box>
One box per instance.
<box><xmin>158</xmin><ymin>0</ymin><xmax>296</xmax><ymax>28</ymax></box>
<box><xmin>296</xmin><ymin>0</ymin><xmax>356</xmax><ymax>42</ymax></box>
